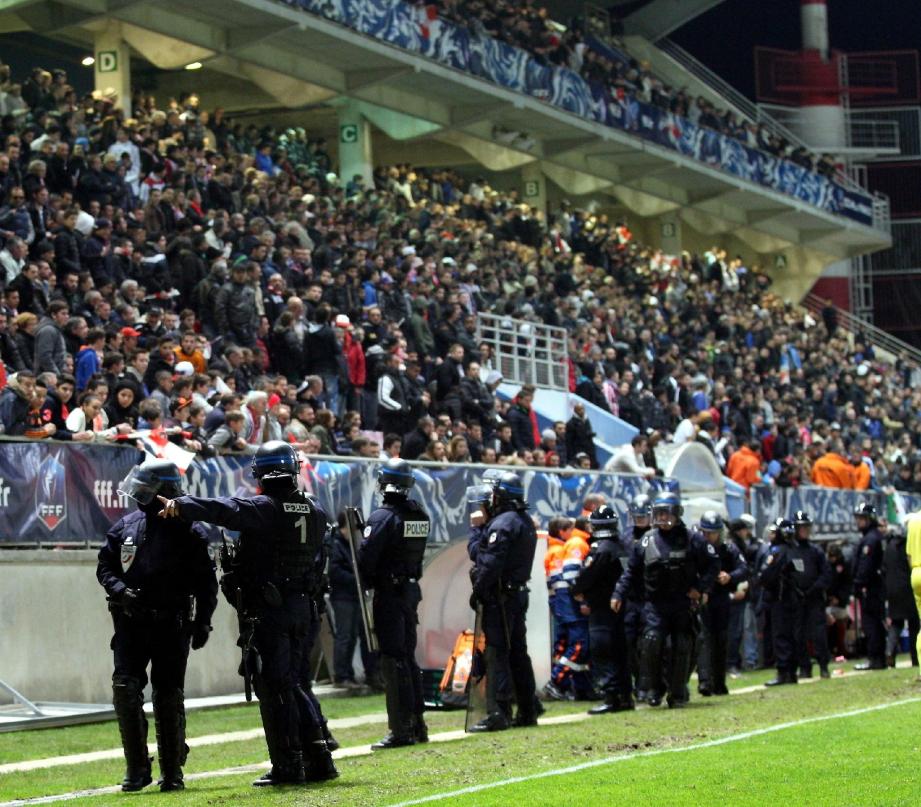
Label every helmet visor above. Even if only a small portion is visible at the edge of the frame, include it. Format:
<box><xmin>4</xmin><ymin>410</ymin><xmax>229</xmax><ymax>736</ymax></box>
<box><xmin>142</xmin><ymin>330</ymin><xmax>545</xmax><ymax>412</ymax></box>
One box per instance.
<box><xmin>117</xmin><ymin>466</ymin><xmax>162</xmax><ymax>505</ymax></box>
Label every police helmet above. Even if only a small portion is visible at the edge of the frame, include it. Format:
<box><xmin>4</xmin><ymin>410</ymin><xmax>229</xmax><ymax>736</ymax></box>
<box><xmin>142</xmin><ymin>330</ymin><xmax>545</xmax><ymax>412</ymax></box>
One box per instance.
<box><xmin>118</xmin><ymin>460</ymin><xmax>182</xmax><ymax>505</ymax></box>
<box><xmin>651</xmin><ymin>491</ymin><xmax>683</xmax><ymax>522</ymax></box>
<box><xmin>774</xmin><ymin>517</ymin><xmax>795</xmax><ymax>541</ymax></box>
<box><xmin>252</xmin><ymin>440</ymin><xmax>300</xmax><ymax>481</ymax></box>
<box><xmin>589</xmin><ymin>505</ymin><xmax>619</xmax><ymax>539</ymax></box>
<box><xmin>730</xmin><ymin>513</ymin><xmax>756</xmax><ymax>533</ymax></box>
<box><xmin>854</xmin><ymin>501</ymin><xmax>878</xmax><ymax>523</ymax></box>
<box><xmin>793</xmin><ymin>510</ymin><xmax>812</xmax><ymax>527</ymax></box>
<box><xmin>492</xmin><ymin>471</ymin><xmax>525</xmax><ymax>508</ymax></box>
<box><xmin>699</xmin><ymin>510</ymin><xmax>724</xmax><ymax>533</ymax></box>
<box><xmin>629</xmin><ymin>493</ymin><xmax>652</xmax><ymax>519</ymax></box>
<box><xmin>378</xmin><ymin>458</ymin><xmax>415</xmax><ymax>496</ymax></box>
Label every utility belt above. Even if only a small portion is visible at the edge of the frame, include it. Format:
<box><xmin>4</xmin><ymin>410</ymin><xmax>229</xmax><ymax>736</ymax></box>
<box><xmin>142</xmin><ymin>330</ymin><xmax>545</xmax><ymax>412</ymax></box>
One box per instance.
<box><xmin>109</xmin><ymin>596</ymin><xmax>192</xmax><ymax>623</ymax></box>
<box><xmin>501</xmin><ymin>582</ymin><xmax>528</xmax><ymax>594</ymax></box>
<box><xmin>377</xmin><ymin>575</ymin><xmax>419</xmax><ymax>591</ymax></box>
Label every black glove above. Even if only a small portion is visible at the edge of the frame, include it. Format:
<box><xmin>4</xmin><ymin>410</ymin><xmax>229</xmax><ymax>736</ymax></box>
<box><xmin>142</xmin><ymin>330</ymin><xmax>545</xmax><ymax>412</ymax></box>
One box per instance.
<box><xmin>191</xmin><ymin>622</ymin><xmax>212</xmax><ymax>650</ymax></box>
<box><xmin>469</xmin><ymin>591</ymin><xmax>479</xmax><ymax>611</ymax></box>
<box><xmin>118</xmin><ymin>587</ymin><xmax>140</xmax><ymax>615</ymax></box>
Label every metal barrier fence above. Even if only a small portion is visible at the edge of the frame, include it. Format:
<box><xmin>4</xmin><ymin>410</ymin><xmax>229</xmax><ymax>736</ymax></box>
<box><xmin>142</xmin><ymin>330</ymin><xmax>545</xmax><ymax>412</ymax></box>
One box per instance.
<box><xmin>475</xmin><ymin>313</ymin><xmax>569</xmax><ymax>391</ymax></box>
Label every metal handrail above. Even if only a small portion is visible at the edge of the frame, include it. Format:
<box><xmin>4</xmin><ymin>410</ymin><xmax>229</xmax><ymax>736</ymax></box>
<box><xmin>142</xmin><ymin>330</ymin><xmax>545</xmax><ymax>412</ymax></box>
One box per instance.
<box><xmin>475</xmin><ymin>312</ymin><xmax>569</xmax><ymax>391</ymax></box>
<box><xmin>655</xmin><ymin>37</ymin><xmax>878</xmax><ymax>199</ymax></box>
<box><xmin>803</xmin><ymin>292</ymin><xmax>921</xmax><ymax>364</ymax></box>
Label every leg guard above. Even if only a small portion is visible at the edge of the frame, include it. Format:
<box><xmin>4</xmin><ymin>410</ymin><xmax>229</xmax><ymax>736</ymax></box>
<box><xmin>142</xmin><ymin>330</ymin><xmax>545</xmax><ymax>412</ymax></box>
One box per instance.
<box><xmin>638</xmin><ymin>631</ymin><xmax>665</xmax><ymax>704</ymax></box>
<box><xmin>667</xmin><ymin>632</ymin><xmax>694</xmax><ymax>706</ymax></box>
<box><xmin>152</xmin><ymin>687</ymin><xmax>186</xmax><ymax>791</ymax></box>
<box><xmin>112</xmin><ymin>675</ymin><xmax>151</xmax><ymax>792</ymax></box>
<box><xmin>372</xmin><ymin>656</ymin><xmax>415</xmax><ymax>749</ymax></box>
<box><xmin>696</xmin><ymin>623</ymin><xmax>714</xmax><ymax>695</ymax></box>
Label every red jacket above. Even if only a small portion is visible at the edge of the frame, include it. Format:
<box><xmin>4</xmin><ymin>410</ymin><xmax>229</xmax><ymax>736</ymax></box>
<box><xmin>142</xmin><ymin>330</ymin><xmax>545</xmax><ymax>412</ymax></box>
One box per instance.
<box><xmin>345</xmin><ymin>332</ymin><xmax>366</xmax><ymax>387</ymax></box>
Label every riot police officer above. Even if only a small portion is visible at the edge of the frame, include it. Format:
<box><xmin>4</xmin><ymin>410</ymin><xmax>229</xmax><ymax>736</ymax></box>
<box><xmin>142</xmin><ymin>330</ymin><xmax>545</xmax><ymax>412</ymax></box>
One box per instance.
<box><xmin>695</xmin><ymin>512</ymin><xmax>747</xmax><ymax>696</ymax></box>
<box><xmin>612</xmin><ymin>492</ymin><xmax>718</xmax><ymax>709</ymax></box>
<box><xmin>469</xmin><ymin>471</ymin><xmax>538</xmax><ymax>731</ymax></box>
<box><xmin>358</xmin><ymin>458</ymin><xmax>431</xmax><ymax>749</ymax></box>
<box><xmin>97</xmin><ymin>459</ymin><xmax>217</xmax><ymax>792</ymax></box>
<box><xmin>571</xmin><ymin>506</ymin><xmax>634</xmax><ymax>714</ymax></box>
<box><xmin>157</xmin><ymin>441</ymin><xmax>337</xmax><ymax>785</ymax></box>
<box><xmin>624</xmin><ymin>493</ymin><xmax>651</xmax><ymax>697</ymax></box>
<box><xmin>760</xmin><ymin>518</ymin><xmax>798</xmax><ymax>686</ymax></box>
<box><xmin>789</xmin><ymin>511</ymin><xmax>832</xmax><ymax>679</ymax></box>
<box><xmin>853</xmin><ymin>502</ymin><xmax>887</xmax><ymax>671</ymax></box>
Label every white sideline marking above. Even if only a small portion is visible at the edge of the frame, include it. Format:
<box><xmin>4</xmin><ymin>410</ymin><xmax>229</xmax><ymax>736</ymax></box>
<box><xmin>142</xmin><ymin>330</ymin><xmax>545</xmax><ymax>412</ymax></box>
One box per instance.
<box><xmin>0</xmin><ymin>712</ymin><xmax>388</xmax><ymax>775</ymax></box>
<box><xmin>388</xmin><ymin>697</ymin><xmax>921</xmax><ymax>806</ymax></box>
<box><xmin>2</xmin><ymin>661</ymin><xmax>904</xmax><ymax>776</ymax></box>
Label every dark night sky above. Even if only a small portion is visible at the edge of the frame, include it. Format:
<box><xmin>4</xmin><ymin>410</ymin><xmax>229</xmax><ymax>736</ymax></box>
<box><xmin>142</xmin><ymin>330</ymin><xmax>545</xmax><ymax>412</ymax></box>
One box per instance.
<box><xmin>670</xmin><ymin>0</ymin><xmax>921</xmax><ymax>99</ymax></box>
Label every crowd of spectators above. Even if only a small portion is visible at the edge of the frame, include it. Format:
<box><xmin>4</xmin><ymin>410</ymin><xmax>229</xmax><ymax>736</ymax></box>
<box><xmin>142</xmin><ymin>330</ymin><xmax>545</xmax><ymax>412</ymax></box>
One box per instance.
<box><xmin>0</xmin><ymin>59</ymin><xmax>918</xmax><ymax>495</ymax></box>
<box><xmin>424</xmin><ymin>0</ymin><xmax>840</xmax><ymax>180</ymax></box>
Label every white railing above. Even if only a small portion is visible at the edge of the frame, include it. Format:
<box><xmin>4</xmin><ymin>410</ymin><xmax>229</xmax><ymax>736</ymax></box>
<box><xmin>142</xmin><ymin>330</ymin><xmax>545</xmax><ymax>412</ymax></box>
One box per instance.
<box><xmin>475</xmin><ymin>313</ymin><xmax>569</xmax><ymax>391</ymax></box>
<box><xmin>803</xmin><ymin>292</ymin><xmax>921</xmax><ymax>364</ymax></box>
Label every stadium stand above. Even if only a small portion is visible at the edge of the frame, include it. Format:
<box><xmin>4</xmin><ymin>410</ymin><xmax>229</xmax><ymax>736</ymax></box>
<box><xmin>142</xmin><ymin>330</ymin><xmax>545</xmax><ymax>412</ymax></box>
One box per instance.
<box><xmin>0</xmin><ymin>57</ymin><xmax>918</xmax><ymax>493</ymax></box>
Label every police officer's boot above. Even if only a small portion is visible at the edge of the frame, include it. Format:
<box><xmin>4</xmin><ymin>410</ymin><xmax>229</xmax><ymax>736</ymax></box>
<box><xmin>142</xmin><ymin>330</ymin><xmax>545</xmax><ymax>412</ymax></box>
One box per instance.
<box><xmin>470</xmin><ymin>648</ymin><xmax>512</xmax><ymax>732</ymax></box>
<box><xmin>638</xmin><ymin>632</ymin><xmax>665</xmax><ymax>706</ymax></box>
<box><xmin>765</xmin><ymin>670</ymin><xmax>798</xmax><ymax>687</ymax></box>
<box><xmin>414</xmin><ymin>715</ymin><xmax>430</xmax><ymax>743</ymax></box>
<box><xmin>302</xmin><ymin>727</ymin><xmax>339</xmax><ymax>782</ymax></box>
<box><xmin>113</xmin><ymin>675</ymin><xmax>152</xmax><ymax>792</ymax></box>
<box><xmin>372</xmin><ymin>657</ymin><xmax>416</xmax><ymax>749</ymax></box>
<box><xmin>152</xmin><ymin>687</ymin><xmax>186</xmax><ymax>791</ymax></box>
<box><xmin>253</xmin><ymin>692</ymin><xmax>307</xmax><ymax>786</ymax></box>
<box><xmin>697</xmin><ymin>627</ymin><xmax>713</xmax><ymax>696</ymax></box>
<box><xmin>253</xmin><ymin>750</ymin><xmax>307</xmax><ymax>787</ymax></box>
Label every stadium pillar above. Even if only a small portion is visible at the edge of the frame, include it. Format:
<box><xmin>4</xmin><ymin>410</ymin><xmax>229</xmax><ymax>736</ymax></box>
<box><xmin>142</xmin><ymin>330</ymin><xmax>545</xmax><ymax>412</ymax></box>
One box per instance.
<box><xmin>521</xmin><ymin>162</ymin><xmax>547</xmax><ymax>217</ymax></box>
<box><xmin>93</xmin><ymin>22</ymin><xmax>132</xmax><ymax>116</ymax></box>
<box><xmin>336</xmin><ymin>99</ymin><xmax>375</xmax><ymax>188</ymax></box>
<box><xmin>659</xmin><ymin>212</ymin><xmax>682</xmax><ymax>255</ymax></box>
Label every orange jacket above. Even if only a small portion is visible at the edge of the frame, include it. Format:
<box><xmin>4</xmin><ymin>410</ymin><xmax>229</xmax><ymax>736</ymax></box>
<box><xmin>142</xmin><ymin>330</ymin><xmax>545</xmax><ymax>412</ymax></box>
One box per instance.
<box><xmin>810</xmin><ymin>452</ymin><xmax>855</xmax><ymax>489</ymax></box>
<box><xmin>852</xmin><ymin>461</ymin><xmax>871</xmax><ymax>491</ymax></box>
<box><xmin>544</xmin><ymin>536</ymin><xmax>565</xmax><ymax>578</ymax></box>
<box><xmin>727</xmin><ymin>446</ymin><xmax>761</xmax><ymax>490</ymax></box>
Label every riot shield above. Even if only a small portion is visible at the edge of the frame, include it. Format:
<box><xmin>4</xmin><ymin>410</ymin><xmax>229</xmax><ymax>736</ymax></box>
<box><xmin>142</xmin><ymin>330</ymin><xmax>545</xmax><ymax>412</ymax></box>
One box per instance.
<box><xmin>464</xmin><ymin>602</ymin><xmax>489</xmax><ymax>732</ymax></box>
<box><xmin>345</xmin><ymin>507</ymin><xmax>379</xmax><ymax>653</ymax></box>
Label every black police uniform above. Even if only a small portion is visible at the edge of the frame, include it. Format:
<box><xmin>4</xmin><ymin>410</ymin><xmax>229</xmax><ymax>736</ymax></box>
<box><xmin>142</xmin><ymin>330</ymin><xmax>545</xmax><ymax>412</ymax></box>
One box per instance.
<box><xmin>789</xmin><ymin>537</ymin><xmax>832</xmax><ymax>677</ymax></box>
<box><xmin>571</xmin><ymin>525</ymin><xmax>633</xmax><ymax>712</ymax></box>
<box><xmin>358</xmin><ymin>493</ymin><xmax>430</xmax><ymax>746</ymax></box>
<box><xmin>471</xmin><ymin>504</ymin><xmax>538</xmax><ymax>728</ymax></box>
<box><xmin>615</xmin><ymin>521</ymin><xmax>718</xmax><ymax>707</ymax></box>
<box><xmin>758</xmin><ymin>529</ymin><xmax>798</xmax><ymax>685</ymax></box>
<box><xmin>97</xmin><ymin>495</ymin><xmax>217</xmax><ymax>791</ymax></box>
<box><xmin>171</xmin><ymin>484</ymin><xmax>330</xmax><ymax>782</ymax></box>
<box><xmin>854</xmin><ymin>520</ymin><xmax>887</xmax><ymax>668</ymax></box>
<box><xmin>696</xmin><ymin>538</ymin><xmax>747</xmax><ymax>695</ymax></box>
<box><xmin>624</xmin><ymin>521</ymin><xmax>650</xmax><ymax>695</ymax></box>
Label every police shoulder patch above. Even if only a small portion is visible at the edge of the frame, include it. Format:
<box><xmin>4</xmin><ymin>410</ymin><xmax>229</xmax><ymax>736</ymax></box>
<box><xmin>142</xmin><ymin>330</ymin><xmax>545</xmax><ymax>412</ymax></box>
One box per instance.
<box><xmin>584</xmin><ymin>555</ymin><xmax>594</xmax><ymax>568</ymax></box>
<box><xmin>488</xmin><ymin>531</ymin><xmax>498</xmax><ymax>545</ymax></box>
<box><xmin>706</xmin><ymin>543</ymin><xmax>717</xmax><ymax>556</ymax></box>
<box><xmin>863</xmin><ymin>545</ymin><xmax>870</xmax><ymax>555</ymax></box>
<box><xmin>363</xmin><ymin>525</ymin><xmax>372</xmax><ymax>538</ymax></box>
<box><xmin>641</xmin><ymin>536</ymin><xmax>650</xmax><ymax>547</ymax></box>
<box><xmin>766</xmin><ymin>554</ymin><xmax>774</xmax><ymax>565</ymax></box>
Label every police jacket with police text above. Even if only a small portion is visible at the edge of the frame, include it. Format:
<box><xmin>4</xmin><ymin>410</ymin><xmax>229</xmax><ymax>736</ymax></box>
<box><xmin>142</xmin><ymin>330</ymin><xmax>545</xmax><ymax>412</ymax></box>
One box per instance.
<box><xmin>358</xmin><ymin>497</ymin><xmax>430</xmax><ymax>587</ymax></box>
<box><xmin>173</xmin><ymin>489</ymin><xmax>328</xmax><ymax>596</ymax></box>
<box><xmin>571</xmin><ymin>535</ymin><xmax>632</xmax><ymax>612</ymax></box>
<box><xmin>472</xmin><ymin>509</ymin><xmax>537</xmax><ymax>598</ymax></box>
<box><xmin>788</xmin><ymin>539</ymin><xmax>832</xmax><ymax>600</ymax></box>
<box><xmin>614</xmin><ymin>522</ymin><xmax>718</xmax><ymax>604</ymax></box>
<box><xmin>853</xmin><ymin>527</ymin><xmax>884</xmax><ymax>593</ymax></box>
<box><xmin>97</xmin><ymin>509</ymin><xmax>218</xmax><ymax>619</ymax></box>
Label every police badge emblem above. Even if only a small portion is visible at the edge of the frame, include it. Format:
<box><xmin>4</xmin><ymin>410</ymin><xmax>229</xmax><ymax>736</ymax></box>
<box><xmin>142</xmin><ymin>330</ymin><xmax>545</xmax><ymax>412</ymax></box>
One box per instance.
<box><xmin>121</xmin><ymin>536</ymin><xmax>137</xmax><ymax>571</ymax></box>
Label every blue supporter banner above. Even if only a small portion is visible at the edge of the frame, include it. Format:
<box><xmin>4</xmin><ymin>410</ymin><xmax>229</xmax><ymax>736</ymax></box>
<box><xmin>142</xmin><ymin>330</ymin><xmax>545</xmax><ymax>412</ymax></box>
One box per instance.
<box><xmin>0</xmin><ymin>441</ymin><xmax>676</xmax><ymax>544</ymax></box>
<box><xmin>285</xmin><ymin>0</ymin><xmax>874</xmax><ymax>226</ymax></box>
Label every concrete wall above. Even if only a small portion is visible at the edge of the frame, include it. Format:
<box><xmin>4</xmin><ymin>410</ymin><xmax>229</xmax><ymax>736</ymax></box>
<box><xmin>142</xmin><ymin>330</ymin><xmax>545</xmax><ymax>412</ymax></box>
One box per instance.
<box><xmin>0</xmin><ymin>551</ymin><xmax>242</xmax><ymax>704</ymax></box>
